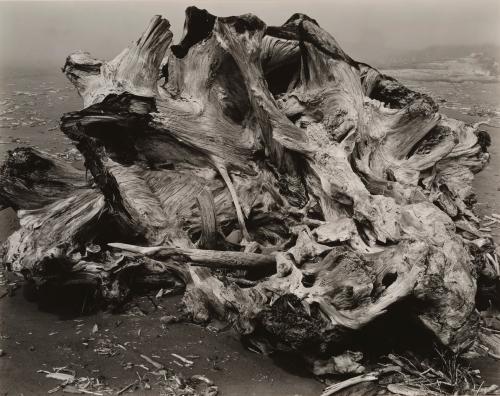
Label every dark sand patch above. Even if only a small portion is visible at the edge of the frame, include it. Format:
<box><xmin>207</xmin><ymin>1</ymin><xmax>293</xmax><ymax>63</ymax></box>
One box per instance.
<box><xmin>0</xmin><ymin>291</ymin><xmax>326</xmax><ymax>395</ymax></box>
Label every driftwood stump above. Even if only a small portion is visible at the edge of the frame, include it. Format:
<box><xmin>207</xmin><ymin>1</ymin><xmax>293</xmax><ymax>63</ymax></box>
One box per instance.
<box><xmin>1</xmin><ymin>6</ymin><xmax>498</xmax><ymax>375</ymax></box>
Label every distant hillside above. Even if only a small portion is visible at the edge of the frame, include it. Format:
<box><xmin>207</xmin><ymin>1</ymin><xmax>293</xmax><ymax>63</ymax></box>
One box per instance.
<box><xmin>377</xmin><ymin>44</ymin><xmax>500</xmax><ymax>71</ymax></box>
<box><xmin>381</xmin><ymin>50</ymin><xmax>500</xmax><ymax>84</ymax></box>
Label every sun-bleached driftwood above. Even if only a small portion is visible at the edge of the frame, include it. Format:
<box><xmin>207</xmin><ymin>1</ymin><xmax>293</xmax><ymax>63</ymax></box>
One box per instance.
<box><xmin>108</xmin><ymin>242</ymin><xmax>276</xmax><ymax>269</ymax></box>
<box><xmin>1</xmin><ymin>6</ymin><xmax>498</xmax><ymax>375</ymax></box>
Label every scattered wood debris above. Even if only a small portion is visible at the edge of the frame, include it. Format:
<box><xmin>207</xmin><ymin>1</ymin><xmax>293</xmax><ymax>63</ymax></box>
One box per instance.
<box><xmin>171</xmin><ymin>353</ymin><xmax>194</xmax><ymax>367</ymax></box>
<box><xmin>38</xmin><ymin>367</ymin><xmax>113</xmax><ymax>395</ymax></box>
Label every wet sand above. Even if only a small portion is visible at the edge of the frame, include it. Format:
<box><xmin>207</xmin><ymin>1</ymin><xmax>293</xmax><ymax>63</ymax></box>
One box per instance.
<box><xmin>0</xmin><ymin>291</ymin><xmax>327</xmax><ymax>396</ymax></box>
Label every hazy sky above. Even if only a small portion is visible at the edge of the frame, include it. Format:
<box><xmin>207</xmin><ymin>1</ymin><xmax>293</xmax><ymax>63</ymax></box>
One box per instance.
<box><xmin>1</xmin><ymin>0</ymin><xmax>499</xmax><ymax>71</ymax></box>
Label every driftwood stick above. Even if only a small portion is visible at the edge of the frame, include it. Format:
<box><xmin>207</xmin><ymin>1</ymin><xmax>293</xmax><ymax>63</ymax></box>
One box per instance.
<box><xmin>108</xmin><ymin>242</ymin><xmax>276</xmax><ymax>269</ymax></box>
<box><xmin>321</xmin><ymin>373</ymin><xmax>378</xmax><ymax>396</ymax></box>
<box><xmin>321</xmin><ymin>366</ymin><xmax>400</xmax><ymax>396</ymax></box>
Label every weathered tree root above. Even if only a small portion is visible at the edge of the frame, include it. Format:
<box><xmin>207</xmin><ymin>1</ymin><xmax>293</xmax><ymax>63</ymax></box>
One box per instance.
<box><xmin>1</xmin><ymin>6</ymin><xmax>499</xmax><ymax>376</ymax></box>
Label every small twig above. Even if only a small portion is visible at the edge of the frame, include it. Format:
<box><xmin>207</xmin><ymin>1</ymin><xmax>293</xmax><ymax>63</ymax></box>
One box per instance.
<box><xmin>171</xmin><ymin>353</ymin><xmax>194</xmax><ymax>366</ymax></box>
<box><xmin>76</xmin><ymin>390</ymin><xmax>103</xmax><ymax>396</ymax></box>
<box><xmin>321</xmin><ymin>372</ymin><xmax>379</xmax><ymax>396</ymax></box>
<box><xmin>140</xmin><ymin>354</ymin><xmax>164</xmax><ymax>370</ymax></box>
<box><xmin>116</xmin><ymin>381</ymin><xmax>137</xmax><ymax>395</ymax></box>
<box><xmin>321</xmin><ymin>366</ymin><xmax>399</xmax><ymax>396</ymax></box>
